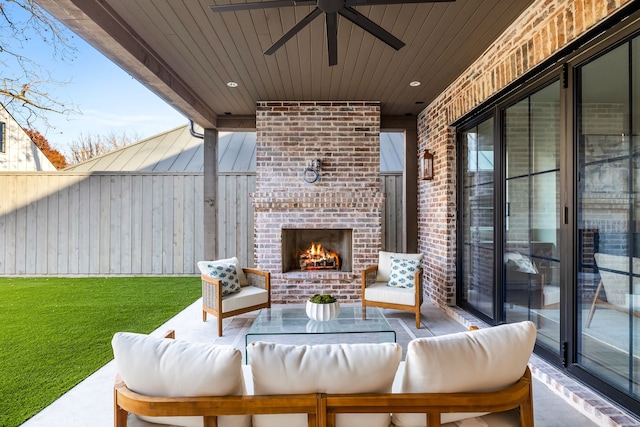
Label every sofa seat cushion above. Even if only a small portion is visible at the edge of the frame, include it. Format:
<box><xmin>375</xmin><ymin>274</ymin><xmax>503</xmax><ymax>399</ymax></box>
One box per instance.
<box><xmin>222</xmin><ymin>285</ymin><xmax>268</xmax><ymax>313</ymax></box>
<box><xmin>376</xmin><ymin>251</ymin><xmax>423</xmax><ymax>282</ymax></box>
<box><xmin>248</xmin><ymin>341</ymin><xmax>402</xmax><ymax>427</ymax></box>
<box><xmin>112</xmin><ymin>332</ymin><xmax>249</xmax><ymax>427</ymax></box>
<box><xmin>392</xmin><ymin>321</ymin><xmax>536</xmax><ymax>426</ymax></box>
<box><xmin>365</xmin><ymin>282</ymin><xmax>416</xmax><ymax>306</ymax></box>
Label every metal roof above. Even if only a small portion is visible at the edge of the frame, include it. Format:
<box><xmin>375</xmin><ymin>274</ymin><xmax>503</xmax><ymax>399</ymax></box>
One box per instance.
<box><xmin>65</xmin><ymin>127</ymin><xmax>403</xmax><ymax>173</ymax></box>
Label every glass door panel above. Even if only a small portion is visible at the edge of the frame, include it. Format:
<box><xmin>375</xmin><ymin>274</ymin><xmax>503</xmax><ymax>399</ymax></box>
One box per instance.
<box><xmin>577</xmin><ymin>41</ymin><xmax>639</xmax><ymax>399</ymax></box>
<box><xmin>461</xmin><ymin>118</ymin><xmax>495</xmax><ymax>318</ymax></box>
<box><xmin>504</xmin><ymin>81</ymin><xmax>561</xmax><ymax>354</ymax></box>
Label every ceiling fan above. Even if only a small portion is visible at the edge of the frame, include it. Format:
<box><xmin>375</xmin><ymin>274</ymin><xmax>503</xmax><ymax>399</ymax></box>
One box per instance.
<box><xmin>210</xmin><ymin>0</ymin><xmax>454</xmax><ymax>66</ymax></box>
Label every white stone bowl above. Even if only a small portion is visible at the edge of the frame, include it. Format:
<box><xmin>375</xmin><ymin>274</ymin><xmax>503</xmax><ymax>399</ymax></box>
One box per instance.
<box><xmin>305</xmin><ymin>300</ymin><xmax>340</xmax><ymax>321</ymax></box>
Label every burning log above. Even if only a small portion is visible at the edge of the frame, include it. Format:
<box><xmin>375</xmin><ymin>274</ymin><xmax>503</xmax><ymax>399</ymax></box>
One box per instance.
<box><xmin>299</xmin><ymin>242</ymin><xmax>340</xmax><ymax>271</ymax></box>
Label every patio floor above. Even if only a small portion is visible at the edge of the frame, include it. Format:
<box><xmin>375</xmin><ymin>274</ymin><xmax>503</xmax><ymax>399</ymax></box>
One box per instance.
<box><xmin>20</xmin><ymin>300</ymin><xmax>639</xmax><ymax>427</ymax></box>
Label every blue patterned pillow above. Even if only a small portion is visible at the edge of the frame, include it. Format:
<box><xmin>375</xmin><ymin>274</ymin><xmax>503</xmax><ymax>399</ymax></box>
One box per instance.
<box><xmin>387</xmin><ymin>257</ymin><xmax>421</xmax><ymax>288</ymax></box>
<box><xmin>204</xmin><ymin>262</ymin><xmax>241</xmax><ymax>296</ymax></box>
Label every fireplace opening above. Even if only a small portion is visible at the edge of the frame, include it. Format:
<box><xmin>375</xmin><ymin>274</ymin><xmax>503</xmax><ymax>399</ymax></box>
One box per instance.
<box><xmin>282</xmin><ymin>228</ymin><xmax>352</xmax><ymax>273</ymax></box>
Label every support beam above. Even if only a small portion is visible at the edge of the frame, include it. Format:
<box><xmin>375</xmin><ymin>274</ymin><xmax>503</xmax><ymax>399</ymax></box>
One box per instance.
<box><xmin>216</xmin><ymin>115</ymin><xmax>257</xmax><ymax>131</ymax></box>
<box><xmin>37</xmin><ymin>0</ymin><xmax>218</xmax><ymax>128</ymax></box>
<box><xmin>203</xmin><ymin>129</ymin><xmax>219</xmax><ymax>260</ymax></box>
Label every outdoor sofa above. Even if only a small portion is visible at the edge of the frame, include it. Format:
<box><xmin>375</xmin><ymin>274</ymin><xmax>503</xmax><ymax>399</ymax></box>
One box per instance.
<box><xmin>112</xmin><ymin>321</ymin><xmax>536</xmax><ymax>427</ymax></box>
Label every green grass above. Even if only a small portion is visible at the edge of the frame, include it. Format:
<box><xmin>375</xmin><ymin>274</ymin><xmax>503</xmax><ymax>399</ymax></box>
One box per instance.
<box><xmin>0</xmin><ymin>276</ymin><xmax>201</xmax><ymax>427</ymax></box>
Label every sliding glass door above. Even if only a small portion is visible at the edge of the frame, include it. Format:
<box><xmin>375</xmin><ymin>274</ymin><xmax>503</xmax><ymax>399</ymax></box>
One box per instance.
<box><xmin>458</xmin><ymin>19</ymin><xmax>640</xmax><ymax>414</ymax></box>
<box><xmin>577</xmin><ymin>39</ymin><xmax>640</xmax><ymax>399</ymax></box>
<box><xmin>504</xmin><ymin>82</ymin><xmax>561</xmax><ymax>354</ymax></box>
<box><xmin>460</xmin><ymin>119</ymin><xmax>495</xmax><ymax>318</ymax></box>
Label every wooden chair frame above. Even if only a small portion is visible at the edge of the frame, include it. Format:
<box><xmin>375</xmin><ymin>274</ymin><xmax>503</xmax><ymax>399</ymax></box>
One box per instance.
<box><xmin>361</xmin><ymin>265</ymin><xmax>423</xmax><ymax>328</ymax></box>
<box><xmin>202</xmin><ymin>267</ymin><xmax>271</xmax><ymax>336</ymax></box>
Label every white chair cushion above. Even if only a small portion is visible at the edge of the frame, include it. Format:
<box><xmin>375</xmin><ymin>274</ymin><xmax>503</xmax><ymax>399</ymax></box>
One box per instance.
<box><xmin>391</xmin><ymin>321</ymin><xmax>536</xmax><ymax>426</ymax></box>
<box><xmin>365</xmin><ymin>282</ymin><xmax>416</xmax><ymax>305</ymax></box>
<box><xmin>248</xmin><ymin>341</ymin><xmax>402</xmax><ymax>427</ymax></box>
<box><xmin>221</xmin><ymin>285</ymin><xmax>268</xmax><ymax>313</ymax></box>
<box><xmin>198</xmin><ymin>257</ymin><xmax>248</xmax><ymax>286</ymax></box>
<box><xmin>112</xmin><ymin>332</ymin><xmax>249</xmax><ymax>427</ymax></box>
<box><xmin>376</xmin><ymin>251</ymin><xmax>423</xmax><ymax>282</ymax></box>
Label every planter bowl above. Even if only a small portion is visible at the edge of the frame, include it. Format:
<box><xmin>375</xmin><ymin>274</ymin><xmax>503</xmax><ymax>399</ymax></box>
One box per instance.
<box><xmin>306</xmin><ymin>300</ymin><xmax>340</xmax><ymax>321</ymax></box>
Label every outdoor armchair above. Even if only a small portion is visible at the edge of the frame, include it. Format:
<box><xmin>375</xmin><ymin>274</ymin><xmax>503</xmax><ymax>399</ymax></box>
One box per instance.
<box><xmin>198</xmin><ymin>258</ymin><xmax>270</xmax><ymax>336</ymax></box>
<box><xmin>361</xmin><ymin>251</ymin><xmax>424</xmax><ymax>328</ymax></box>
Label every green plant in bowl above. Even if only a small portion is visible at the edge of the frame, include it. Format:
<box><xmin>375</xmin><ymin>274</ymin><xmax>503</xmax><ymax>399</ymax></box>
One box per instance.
<box><xmin>309</xmin><ymin>294</ymin><xmax>337</xmax><ymax>304</ymax></box>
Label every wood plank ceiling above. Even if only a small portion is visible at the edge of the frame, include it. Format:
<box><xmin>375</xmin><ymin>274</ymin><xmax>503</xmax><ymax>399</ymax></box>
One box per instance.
<box><xmin>38</xmin><ymin>0</ymin><xmax>534</xmax><ymax>128</ymax></box>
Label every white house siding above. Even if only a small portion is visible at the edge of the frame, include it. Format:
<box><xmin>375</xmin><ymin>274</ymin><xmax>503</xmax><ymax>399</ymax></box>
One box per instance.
<box><xmin>0</xmin><ymin>106</ymin><xmax>56</xmax><ymax>172</ymax></box>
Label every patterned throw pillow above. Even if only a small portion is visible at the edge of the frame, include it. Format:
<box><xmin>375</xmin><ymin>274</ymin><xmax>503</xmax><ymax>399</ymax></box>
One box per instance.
<box><xmin>387</xmin><ymin>257</ymin><xmax>421</xmax><ymax>288</ymax></box>
<box><xmin>204</xmin><ymin>262</ymin><xmax>241</xmax><ymax>296</ymax></box>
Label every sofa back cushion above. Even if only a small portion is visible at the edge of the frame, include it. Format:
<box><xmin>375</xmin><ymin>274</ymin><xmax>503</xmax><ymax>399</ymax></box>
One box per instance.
<box><xmin>112</xmin><ymin>332</ymin><xmax>249</xmax><ymax>427</ymax></box>
<box><xmin>248</xmin><ymin>341</ymin><xmax>402</xmax><ymax>427</ymax></box>
<box><xmin>376</xmin><ymin>251</ymin><xmax>423</xmax><ymax>282</ymax></box>
<box><xmin>391</xmin><ymin>321</ymin><xmax>536</xmax><ymax>426</ymax></box>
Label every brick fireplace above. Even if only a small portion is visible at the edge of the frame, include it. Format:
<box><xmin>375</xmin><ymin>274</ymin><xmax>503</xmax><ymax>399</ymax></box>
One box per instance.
<box><xmin>253</xmin><ymin>101</ymin><xmax>384</xmax><ymax>304</ymax></box>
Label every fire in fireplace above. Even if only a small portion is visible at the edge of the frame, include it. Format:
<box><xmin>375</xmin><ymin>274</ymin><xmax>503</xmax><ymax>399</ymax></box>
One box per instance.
<box><xmin>299</xmin><ymin>242</ymin><xmax>340</xmax><ymax>271</ymax></box>
<box><xmin>281</xmin><ymin>228</ymin><xmax>353</xmax><ymax>273</ymax></box>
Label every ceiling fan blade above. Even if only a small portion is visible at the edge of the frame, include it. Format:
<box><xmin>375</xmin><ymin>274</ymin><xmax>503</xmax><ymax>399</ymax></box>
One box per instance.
<box><xmin>326</xmin><ymin>12</ymin><xmax>338</xmax><ymax>66</ymax></box>
<box><xmin>339</xmin><ymin>6</ymin><xmax>405</xmax><ymax>50</ymax></box>
<box><xmin>264</xmin><ymin>7</ymin><xmax>323</xmax><ymax>55</ymax></box>
<box><xmin>210</xmin><ymin>0</ymin><xmax>316</xmax><ymax>13</ymax></box>
<box><xmin>346</xmin><ymin>0</ymin><xmax>454</xmax><ymax>5</ymax></box>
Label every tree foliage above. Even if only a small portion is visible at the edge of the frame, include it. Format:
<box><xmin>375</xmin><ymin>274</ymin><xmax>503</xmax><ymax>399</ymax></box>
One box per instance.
<box><xmin>23</xmin><ymin>128</ymin><xmax>67</xmax><ymax>169</ymax></box>
<box><xmin>68</xmin><ymin>130</ymin><xmax>142</xmax><ymax>165</ymax></box>
<box><xmin>0</xmin><ymin>0</ymin><xmax>78</xmax><ymax>128</ymax></box>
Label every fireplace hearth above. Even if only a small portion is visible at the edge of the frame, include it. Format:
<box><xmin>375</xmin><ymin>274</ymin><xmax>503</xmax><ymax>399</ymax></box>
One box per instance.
<box><xmin>282</xmin><ymin>228</ymin><xmax>352</xmax><ymax>273</ymax></box>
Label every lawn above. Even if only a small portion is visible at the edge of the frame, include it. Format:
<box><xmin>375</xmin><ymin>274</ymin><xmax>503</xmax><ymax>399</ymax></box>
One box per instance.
<box><xmin>0</xmin><ymin>276</ymin><xmax>201</xmax><ymax>427</ymax></box>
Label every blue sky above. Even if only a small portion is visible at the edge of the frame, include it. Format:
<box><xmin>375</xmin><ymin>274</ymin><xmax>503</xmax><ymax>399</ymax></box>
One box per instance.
<box><xmin>7</xmin><ymin>4</ymin><xmax>187</xmax><ymax>154</ymax></box>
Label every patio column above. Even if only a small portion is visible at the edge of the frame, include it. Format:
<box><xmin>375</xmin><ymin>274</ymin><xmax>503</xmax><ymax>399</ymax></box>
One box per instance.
<box><xmin>404</xmin><ymin>124</ymin><xmax>418</xmax><ymax>253</ymax></box>
<box><xmin>203</xmin><ymin>128</ymin><xmax>218</xmax><ymax>260</ymax></box>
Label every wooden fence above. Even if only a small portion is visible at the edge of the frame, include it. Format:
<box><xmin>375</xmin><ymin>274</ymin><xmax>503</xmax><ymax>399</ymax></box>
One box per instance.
<box><xmin>0</xmin><ymin>172</ymin><xmax>402</xmax><ymax>276</ymax></box>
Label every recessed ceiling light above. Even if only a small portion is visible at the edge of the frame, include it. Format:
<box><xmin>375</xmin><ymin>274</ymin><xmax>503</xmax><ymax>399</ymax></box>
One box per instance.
<box><xmin>226</xmin><ymin>81</ymin><xmax>238</xmax><ymax>88</ymax></box>
<box><xmin>409</xmin><ymin>81</ymin><xmax>421</xmax><ymax>87</ymax></box>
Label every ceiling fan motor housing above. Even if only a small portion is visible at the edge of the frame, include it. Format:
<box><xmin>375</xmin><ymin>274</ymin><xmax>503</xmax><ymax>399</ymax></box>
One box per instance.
<box><xmin>318</xmin><ymin>0</ymin><xmax>343</xmax><ymax>13</ymax></box>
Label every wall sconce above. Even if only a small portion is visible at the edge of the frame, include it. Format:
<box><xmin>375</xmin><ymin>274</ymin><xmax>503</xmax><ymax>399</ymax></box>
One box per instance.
<box><xmin>420</xmin><ymin>150</ymin><xmax>434</xmax><ymax>180</ymax></box>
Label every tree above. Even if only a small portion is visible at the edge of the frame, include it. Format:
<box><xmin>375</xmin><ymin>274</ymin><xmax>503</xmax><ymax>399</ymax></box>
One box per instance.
<box><xmin>0</xmin><ymin>0</ymin><xmax>78</xmax><ymax>128</ymax></box>
<box><xmin>23</xmin><ymin>128</ymin><xmax>68</xmax><ymax>169</ymax></box>
<box><xmin>68</xmin><ymin>130</ymin><xmax>142</xmax><ymax>164</ymax></box>
<box><xmin>24</xmin><ymin>128</ymin><xmax>67</xmax><ymax>169</ymax></box>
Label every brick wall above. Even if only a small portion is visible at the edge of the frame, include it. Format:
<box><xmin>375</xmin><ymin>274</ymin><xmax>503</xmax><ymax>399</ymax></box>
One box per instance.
<box><xmin>254</xmin><ymin>101</ymin><xmax>383</xmax><ymax>304</ymax></box>
<box><xmin>417</xmin><ymin>0</ymin><xmax>634</xmax><ymax>306</ymax></box>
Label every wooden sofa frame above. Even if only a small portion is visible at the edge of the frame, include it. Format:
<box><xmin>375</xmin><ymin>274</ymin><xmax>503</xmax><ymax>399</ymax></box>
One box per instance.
<box><xmin>114</xmin><ymin>368</ymin><xmax>533</xmax><ymax>427</ymax></box>
<box><xmin>114</xmin><ymin>327</ymin><xmax>534</xmax><ymax>427</ymax></box>
<box><xmin>114</xmin><ymin>330</ymin><xmax>534</xmax><ymax>427</ymax></box>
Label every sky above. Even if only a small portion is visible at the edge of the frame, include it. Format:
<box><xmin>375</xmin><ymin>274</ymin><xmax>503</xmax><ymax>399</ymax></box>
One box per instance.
<box><xmin>4</xmin><ymin>3</ymin><xmax>187</xmax><ymax>156</ymax></box>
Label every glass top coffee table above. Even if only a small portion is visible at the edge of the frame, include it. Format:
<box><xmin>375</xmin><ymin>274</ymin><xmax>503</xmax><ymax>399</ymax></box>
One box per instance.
<box><xmin>244</xmin><ymin>305</ymin><xmax>396</xmax><ymax>362</ymax></box>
